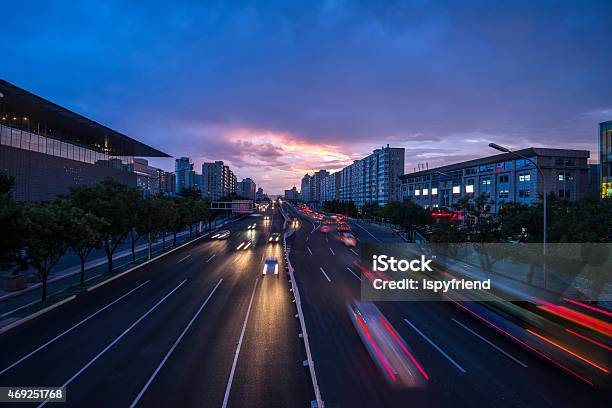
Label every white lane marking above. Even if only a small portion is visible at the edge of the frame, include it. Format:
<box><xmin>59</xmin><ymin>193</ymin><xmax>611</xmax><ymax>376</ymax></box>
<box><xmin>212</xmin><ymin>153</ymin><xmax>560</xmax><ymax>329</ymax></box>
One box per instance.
<box><xmin>307</xmin><ymin>247</ymin><xmax>313</xmax><ymax>256</ymax></box>
<box><xmin>346</xmin><ymin>267</ymin><xmax>362</xmax><ymax>281</ymax></box>
<box><xmin>244</xmin><ymin>242</ymin><xmax>252</xmax><ymax>250</ymax></box>
<box><xmin>222</xmin><ymin>278</ymin><xmax>259</xmax><ymax>408</ymax></box>
<box><xmin>0</xmin><ymin>280</ymin><xmax>151</xmax><ymax>376</ymax></box>
<box><xmin>130</xmin><ymin>279</ymin><xmax>223</xmax><ymax>407</ymax></box>
<box><xmin>206</xmin><ymin>254</ymin><xmax>216</xmax><ymax>263</ymax></box>
<box><xmin>305</xmin><ymin>236</ymin><xmax>309</xmax><ymax>242</ymax></box>
<box><xmin>37</xmin><ymin>280</ymin><xmax>187</xmax><ymax>407</ymax></box>
<box><xmin>353</xmin><ymin>222</ymin><xmax>382</xmax><ymax>243</ymax></box>
<box><xmin>236</xmin><ymin>242</ymin><xmax>245</xmax><ymax>250</ymax></box>
<box><xmin>319</xmin><ymin>267</ymin><xmax>332</xmax><ymax>283</ymax></box>
<box><xmin>451</xmin><ymin>318</ymin><xmax>528</xmax><ymax>368</ymax></box>
<box><xmin>349</xmin><ymin>248</ymin><xmax>359</xmax><ymax>257</ymax></box>
<box><xmin>404</xmin><ymin>318</ymin><xmax>466</xmax><ymax>373</ymax></box>
<box><xmin>329</xmin><ymin>247</ymin><xmax>335</xmax><ymax>256</ymax></box>
<box><xmin>177</xmin><ymin>254</ymin><xmax>191</xmax><ymax>263</ymax></box>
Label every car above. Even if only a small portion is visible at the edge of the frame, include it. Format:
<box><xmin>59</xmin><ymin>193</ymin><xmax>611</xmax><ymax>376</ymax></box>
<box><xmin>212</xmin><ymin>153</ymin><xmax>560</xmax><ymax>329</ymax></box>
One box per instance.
<box><xmin>264</xmin><ymin>215</ymin><xmax>270</xmax><ymax>221</ymax></box>
<box><xmin>324</xmin><ymin>220</ymin><xmax>332</xmax><ymax>225</ymax></box>
<box><xmin>339</xmin><ymin>223</ymin><xmax>350</xmax><ymax>232</ymax></box>
<box><xmin>268</xmin><ymin>232</ymin><xmax>281</xmax><ymax>242</ymax></box>
<box><xmin>321</xmin><ymin>226</ymin><xmax>329</xmax><ymax>233</ymax></box>
<box><xmin>247</xmin><ymin>223</ymin><xmax>256</xmax><ymax>229</ymax></box>
<box><xmin>341</xmin><ymin>232</ymin><xmax>357</xmax><ymax>247</ymax></box>
<box><xmin>212</xmin><ymin>230</ymin><xmax>230</xmax><ymax>240</ymax></box>
<box><xmin>262</xmin><ymin>257</ymin><xmax>279</xmax><ymax>275</ymax></box>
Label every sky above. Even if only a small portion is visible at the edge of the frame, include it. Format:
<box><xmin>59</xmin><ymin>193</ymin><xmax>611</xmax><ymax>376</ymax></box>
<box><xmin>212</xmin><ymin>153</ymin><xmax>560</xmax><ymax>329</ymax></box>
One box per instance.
<box><xmin>2</xmin><ymin>0</ymin><xmax>612</xmax><ymax>194</ymax></box>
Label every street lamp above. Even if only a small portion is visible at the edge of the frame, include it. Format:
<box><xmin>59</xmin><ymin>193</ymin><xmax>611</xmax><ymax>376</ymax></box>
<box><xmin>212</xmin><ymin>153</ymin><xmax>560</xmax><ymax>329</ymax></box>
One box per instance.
<box><xmin>489</xmin><ymin>143</ymin><xmax>548</xmax><ymax>286</ymax></box>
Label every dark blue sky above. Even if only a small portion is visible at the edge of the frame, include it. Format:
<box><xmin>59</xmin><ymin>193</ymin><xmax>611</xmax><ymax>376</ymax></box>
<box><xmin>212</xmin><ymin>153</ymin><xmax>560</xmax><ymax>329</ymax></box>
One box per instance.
<box><xmin>2</xmin><ymin>1</ymin><xmax>611</xmax><ymax>193</ymax></box>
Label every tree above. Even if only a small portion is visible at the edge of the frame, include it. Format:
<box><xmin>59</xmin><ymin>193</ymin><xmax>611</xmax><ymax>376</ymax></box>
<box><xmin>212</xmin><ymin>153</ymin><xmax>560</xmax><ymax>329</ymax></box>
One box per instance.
<box><xmin>157</xmin><ymin>196</ymin><xmax>177</xmax><ymax>250</ymax></box>
<box><xmin>0</xmin><ymin>172</ymin><xmax>24</xmax><ymax>273</ymax></box>
<box><xmin>69</xmin><ymin>178</ymin><xmax>140</xmax><ymax>274</ymax></box>
<box><xmin>184</xmin><ymin>199</ymin><xmax>209</xmax><ymax>237</ymax></box>
<box><xmin>178</xmin><ymin>186</ymin><xmax>202</xmax><ymax>200</ymax></box>
<box><xmin>21</xmin><ymin>201</ymin><xmax>71</xmax><ymax>302</ymax></box>
<box><xmin>126</xmin><ymin>193</ymin><xmax>146</xmax><ymax>263</ymax></box>
<box><xmin>169</xmin><ymin>198</ymin><xmax>190</xmax><ymax>247</ymax></box>
<box><xmin>61</xmin><ymin>200</ymin><xmax>104</xmax><ymax>286</ymax></box>
<box><xmin>134</xmin><ymin>197</ymin><xmax>166</xmax><ymax>259</ymax></box>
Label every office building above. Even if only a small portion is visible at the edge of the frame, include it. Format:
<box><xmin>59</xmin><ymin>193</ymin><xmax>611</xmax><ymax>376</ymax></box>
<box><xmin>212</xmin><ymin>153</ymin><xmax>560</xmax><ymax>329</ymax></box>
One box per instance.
<box><xmin>133</xmin><ymin>158</ymin><xmax>175</xmax><ymax>196</ymax></box>
<box><xmin>237</xmin><ymin>177</ymin><xmax>256</xmax><ymax>200</ymax></box>
<box><xmin>175</xmin><ymin>157</ymin><xmax>196</xmax><ymax>193</ymax></box>
<box><xmin>201</xmin><ymin>160</ymin><xmax>237</xmax><ymax>200</ymax></box>
<box><xmin>0</xmin><ymin>80</ymin><xmax>169</xmax><ymax>201</ymax></box>
<box><xmin>400</xmin><ymin>147</ymin><xmax>591</xmax><ymax>214</ymax></box>
<box><xmin>600</xmin><ymin>120</ymin><xmax>612</xmax><ymax>198</ymax></box>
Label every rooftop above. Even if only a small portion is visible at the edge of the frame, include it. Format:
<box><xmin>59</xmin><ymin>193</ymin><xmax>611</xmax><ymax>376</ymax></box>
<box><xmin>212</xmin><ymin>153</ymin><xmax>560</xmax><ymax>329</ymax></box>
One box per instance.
<box><xmin>400</xmin><ymin>147</ymin><xmax>590</xmax><ymax>179</ymax></box>
<box><xmin>0</xmin><ymin>79</ymin><xmax>170</xmax><ymax>157</ymax></box>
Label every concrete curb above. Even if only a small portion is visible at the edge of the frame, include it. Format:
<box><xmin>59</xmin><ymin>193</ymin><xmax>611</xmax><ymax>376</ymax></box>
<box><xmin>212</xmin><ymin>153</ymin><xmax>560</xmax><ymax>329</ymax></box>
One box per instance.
<box><xmin>280</xmin><ymin>203</ymin><xmax>324</xmax><ymax>408</ymax></box>
<box><xmin>0</xmin><ymin>295</ymin><xmax>77</xmax><ymax>335</ymax></box>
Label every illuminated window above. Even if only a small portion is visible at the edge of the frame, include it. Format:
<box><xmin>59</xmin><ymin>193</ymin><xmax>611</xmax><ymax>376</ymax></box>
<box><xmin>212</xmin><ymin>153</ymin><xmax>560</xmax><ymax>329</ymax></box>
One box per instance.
<box><xmin>452</xmin><ymin>186</ymin><xmax>460</xmax><ymax>195</ymax></box>
<box><xmin>415</xmin><ymin>189</ymin><xmax>420</xmax><ymax>196</ymax></box>
<box><xmin>519</xmin><ymin>174</ymin><xmax>531</xmax><ymax>182</ymax></box>
<box><xmin>423</xmin><ymin>188</ymin><xmax>429</xmax><ymax>196</ymax></box>
<box><xmin>466</xmin><ymin>185</ymin><xmax>474</xmax><ymax>194</ymax></box>
<box><xmin>432</xmin><ymin>188</ymin><xmax>438</xmax><ymax>195</ymax></box>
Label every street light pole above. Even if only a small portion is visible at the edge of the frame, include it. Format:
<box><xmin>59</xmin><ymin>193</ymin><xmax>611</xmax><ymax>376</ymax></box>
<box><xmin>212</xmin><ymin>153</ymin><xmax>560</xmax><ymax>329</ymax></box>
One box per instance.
<box><xmin>489</xmin><ymin>143</ymin><xmax>547</xmax><ymax>287</ymax></box>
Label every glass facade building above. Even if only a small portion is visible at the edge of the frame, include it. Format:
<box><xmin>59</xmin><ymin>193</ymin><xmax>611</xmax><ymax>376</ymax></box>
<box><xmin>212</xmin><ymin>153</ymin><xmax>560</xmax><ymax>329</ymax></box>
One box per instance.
<box><xmin>600</xmin><ymin>120</ymin><xmax>612</xmax><ymax>198</ymax></box>
<box><xmin>0</xmin><ymin>80</ymin><xmax>169</xmax><ymax>201</ymax></box>
<box><xmin>400</xmin><ymin>148</ymin><xmax>592</xmax><ymax>214</ymax></box>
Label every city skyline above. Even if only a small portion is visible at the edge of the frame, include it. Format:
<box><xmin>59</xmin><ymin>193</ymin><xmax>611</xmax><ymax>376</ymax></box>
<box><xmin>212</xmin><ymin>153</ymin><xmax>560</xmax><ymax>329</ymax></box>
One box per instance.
<box><xmin>2</xmin><ymin>1</ymin><xmax>612</xmax><ymax>194</ymax></box>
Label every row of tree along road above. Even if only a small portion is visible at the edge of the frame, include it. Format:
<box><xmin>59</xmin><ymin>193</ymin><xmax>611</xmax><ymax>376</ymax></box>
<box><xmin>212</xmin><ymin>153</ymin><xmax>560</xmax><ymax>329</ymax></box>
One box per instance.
<box><xmin>0</xmin><ymin>172</ymin><xmax>230</xmax><ymax>302</ymax></box>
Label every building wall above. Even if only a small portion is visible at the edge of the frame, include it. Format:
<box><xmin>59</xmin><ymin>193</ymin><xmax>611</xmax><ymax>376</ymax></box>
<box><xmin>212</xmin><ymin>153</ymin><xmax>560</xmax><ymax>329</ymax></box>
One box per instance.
<box><xmin>1</xmin><ymin>144</ymin><xmax>136</xmax><ymax>201</ymax></box>
<box><xmin>400</xmin><ymin>148</ymin><xmax>591</xmax><ymax>213</ymax></box>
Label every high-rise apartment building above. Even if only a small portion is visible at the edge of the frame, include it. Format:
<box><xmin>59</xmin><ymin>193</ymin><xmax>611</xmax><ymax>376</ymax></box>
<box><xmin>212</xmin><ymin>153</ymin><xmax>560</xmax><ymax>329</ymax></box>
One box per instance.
<box><xmin>301</xmin><ymin>174</ymin><xmax>312</xmax><ymax>202</ymax></box>
<box><xmin>201</xmin><ymin>160</ymin><xmax>237</xmax><ymax>200</ymax></box>
<box><xmin>334</xmin><ymin>145</ymin><xmax>404</xmax><ymax>207</ymax></box>
<box><xmin>237</xmin><ymin>177</ymin><xmax>256</xmax><ymax>200</ymax></box>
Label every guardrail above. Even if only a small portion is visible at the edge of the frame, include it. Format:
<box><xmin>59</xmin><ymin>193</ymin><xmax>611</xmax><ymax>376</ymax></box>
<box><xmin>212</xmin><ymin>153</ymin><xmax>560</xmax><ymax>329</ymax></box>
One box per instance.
<box><xmin>280</xmin><ymin>204</ymin><xmax>324</xmax><ymax>408</ymax></box>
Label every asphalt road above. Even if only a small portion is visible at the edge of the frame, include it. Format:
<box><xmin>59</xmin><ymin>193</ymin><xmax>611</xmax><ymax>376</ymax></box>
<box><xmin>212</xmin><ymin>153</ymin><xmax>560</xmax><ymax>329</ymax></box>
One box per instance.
<box><xmin>0</xmin><ymin>206</ymin><xmax>311</xmax><ymax>407</ymax></box>
<box><xmin>283</xmin><ymin>202</ymin><xmax>611</xmax><ymax>408</ymax></box>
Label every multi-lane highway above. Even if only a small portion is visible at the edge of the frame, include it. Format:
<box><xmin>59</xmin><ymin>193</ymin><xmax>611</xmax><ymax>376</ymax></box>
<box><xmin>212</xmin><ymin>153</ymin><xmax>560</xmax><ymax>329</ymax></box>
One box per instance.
<box><xmin>1</xmin><ymin>200</ymin><xmax>610</xmax><ymax>408</ymax></box>
<box><xmin>0</xmin><ymin>206</ymin><xmax>311</xmax><ymax>407</ymax></box>
<box><xmin>283</xmin><ymin>202</ymin><xmax>611</xmax><ymax>408</ymax></box>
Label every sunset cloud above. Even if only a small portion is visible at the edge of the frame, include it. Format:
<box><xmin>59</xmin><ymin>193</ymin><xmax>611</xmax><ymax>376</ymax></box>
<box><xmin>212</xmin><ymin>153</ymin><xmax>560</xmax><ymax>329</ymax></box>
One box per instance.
<box><xmin>2</xmin><ymin>1</ymin><xmax>610</xmax><ymax>194</ymax></box>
